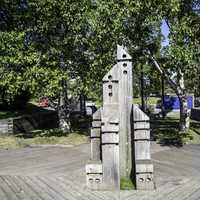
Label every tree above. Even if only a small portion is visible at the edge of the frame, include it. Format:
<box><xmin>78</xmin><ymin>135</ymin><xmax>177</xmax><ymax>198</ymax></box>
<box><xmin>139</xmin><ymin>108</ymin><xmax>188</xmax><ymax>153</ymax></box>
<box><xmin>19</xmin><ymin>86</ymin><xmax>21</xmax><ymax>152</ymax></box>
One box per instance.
<box><xmin>28</xmin><ymin>0</ymin><xmax>94</xmax><ymax>132</ymax></box>
<box><xmin>147</xmin><ymin>0</ymin><xmax>200</xmax><ymax>132</ymax></box>
<box><xmin>87</xmin><ymin>0</ymin><xmax>200</xmax><ymax>132</ymax></box>
<box><xmin>84</xmin><ymin>0</ymin><xmax>163</xmax><ymax>100</ymax></box>
<box><xmin>1</xmin><ymin>0</ymin><xmax>199</xmax><ymax>134</ymax></box>
<box><xmin>1</xmin><ymin>0</ymin><xmax>92</xmax><ymax>132</ymax></box>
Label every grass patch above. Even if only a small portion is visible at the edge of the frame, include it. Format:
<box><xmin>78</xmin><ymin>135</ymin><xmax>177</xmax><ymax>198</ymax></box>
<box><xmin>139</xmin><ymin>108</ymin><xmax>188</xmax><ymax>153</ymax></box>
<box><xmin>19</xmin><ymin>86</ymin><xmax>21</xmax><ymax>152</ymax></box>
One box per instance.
<box><xmin>120</xmin><ymin>177</ymin><xmax>135</xmax><ymax>190</ymax></box>
<box><xmin>178</xmin><ymin>129</ymin><xmax>200</xmax><ymax>144</ymax></box>
<box><xmin>155</xmin><ymin>128</ymin><xmax>187</xmax><ymax>146</ymax></box>
<box><xmin>0</xmin><ymin>132</ymin><xmax>89</xmax><ymax>150</ymax></box>
<box><xmin>0</xmin><ymin>102</ymin><xmax>91</xmax><ymax>149</ymax></box>
<box><xmin>152</xmin><ymin>116</ymin><xmax>200</xmax><ymax>146</ymax></box>
<box><xmin>133</xmin><ymin>97</ymin><xmax>160</xmax><ymax>105</ymax></box>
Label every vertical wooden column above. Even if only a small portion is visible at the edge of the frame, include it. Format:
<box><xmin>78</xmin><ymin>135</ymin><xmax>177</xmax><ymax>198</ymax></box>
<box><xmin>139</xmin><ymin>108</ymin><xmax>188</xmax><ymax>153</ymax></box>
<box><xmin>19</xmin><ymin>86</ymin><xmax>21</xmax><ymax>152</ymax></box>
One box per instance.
<box><xmin>117</xmin><ymin>45</ymin><xmax>133</xmax><ymax>178</ymax></box>
<box><xmin>91</xmin><ymin>108</ymin><xmax>101</xmax><ymax>161</ymax></box>
<box><xmin>101</xmin><ymin>64</ymin><xmax>120</xmax><ymax>190</ymax></box>
<box><xmin>133</xmin><ymin>105</ymin><xmax>154</xmax><ymax>190</ymax></box>
<box><xmin>86</xmin><ymin>108</ymin><xmax>103</xmax><ymax>190</ymax></box>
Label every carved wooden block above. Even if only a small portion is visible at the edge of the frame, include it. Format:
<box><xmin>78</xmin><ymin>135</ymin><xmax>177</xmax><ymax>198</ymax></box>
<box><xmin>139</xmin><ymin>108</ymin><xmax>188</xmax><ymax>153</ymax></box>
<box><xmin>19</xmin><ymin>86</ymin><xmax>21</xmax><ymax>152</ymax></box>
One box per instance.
<box><xmin>135</xmin><ymin>140</ymin><xmax>151</xmax><ymax>160</ymax></box>
<box><xmin>136</xmin><ymin>173</ymin><xmax>154</xmax><ymax>190</ymax></box>
<box><xmin>91</xmin><ymin>128</ymin><xmax>101</xmax><ymax>138</ymax></box>
<box><xmin>86</xmin><ymin>161</ymin><xmax>103</xmax><ymax>174</ymax></box>
<box><xmin>101</xmin><ymin>123</ymin><xmax>119</xmax><ymax>133</ymax></box>
<box><xmin>92</xmin><ymin>121</ymin><xmax>101</xmax><ymax>128</ymax></box>
<box><xmin>136</xmin><ymin>160</ymin><xmax>153</xmax><ymax>173</ymax></box>
<box><xmin>133</xmin><ymin>105</ymin><xmax>155</xmax><ymax>190</ymax></box>
<box><xmin>91</xmin><ymin>138</ymin><xmax>101</xmax><ymax>161</ymax></box>
<box><xmin>91</xmin><ymin>108</ymin><xmax>101</xmax><ymax>161</ymax></box>
<box><xmin>134</xmin><ymin>122</ymin><xmax>150</xmax><ymax>130</ymax></box>
<box><xmin>102</xmin><ymin>144</ymin><xmax>120</xmax><ymax>190</ymax></box>
<box><xmin>134</xmin><ymin>130</ymin><xmax>150</xmax><ymax>140</ymax></box>
<box><xmin>86</xmin><ymin>161</ymin><xmax>103</xmax><ymax>190</ymax></box>
<box><xmin>86</xmin><ymin>173</ymin><xmax>103</xmax><ymax>190</ymax></box>
<box><xmin>136</xmin><ymin>160</ymin><xmax>154</xmax><ymax>190</ymax></box>
<box><xmin>101</xmin><ymin>133</ymin><xmax>119</xmax><ymax>144</ymax></box>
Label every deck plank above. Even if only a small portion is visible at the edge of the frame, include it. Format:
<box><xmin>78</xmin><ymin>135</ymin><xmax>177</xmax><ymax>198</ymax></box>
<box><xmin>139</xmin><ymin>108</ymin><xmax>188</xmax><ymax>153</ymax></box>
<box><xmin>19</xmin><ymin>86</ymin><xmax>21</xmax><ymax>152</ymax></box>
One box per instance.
<box><xmin>0</xmin><ymin>143</ymin><xmax>200</xmax><ymax>200</ymax></box>
<box><xmin>0</xmin><ymin>176</ymin><xmax>20</xmax><ymax>200</ymax></box>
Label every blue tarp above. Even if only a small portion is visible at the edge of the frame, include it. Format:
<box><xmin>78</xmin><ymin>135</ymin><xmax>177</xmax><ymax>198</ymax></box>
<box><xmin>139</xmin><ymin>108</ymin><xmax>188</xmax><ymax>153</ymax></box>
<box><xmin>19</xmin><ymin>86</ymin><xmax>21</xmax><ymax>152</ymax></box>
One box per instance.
<box><xmin>164</xmin><ymin>95</ymin><xmax>193</xmax><ymax>110</ymax></box>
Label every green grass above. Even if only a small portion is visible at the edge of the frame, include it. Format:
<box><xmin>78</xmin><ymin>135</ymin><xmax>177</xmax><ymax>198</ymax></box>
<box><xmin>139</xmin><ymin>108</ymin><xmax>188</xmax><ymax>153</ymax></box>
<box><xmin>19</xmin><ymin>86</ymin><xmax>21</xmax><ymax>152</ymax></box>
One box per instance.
<box><xmin>133</xmin><ymin>97</ymin><xmax>160</xmax><ymax>105</ymax></box>
<box><xmin>0</xmin><ymin>132</ymin><xmax>89</xmax><ymax>149</ymax></box>
<box><xmin>152</xmin><ymin>116</ymin><xmax>200</xmax><ymax>146</ymax></box>
<box><xmin>120</xmin><ymin>177</ymin><xmax>135</xmax><ymax>190</ymax></box>
<box><xmin>0</xmin><ymin>101</ymin><xmax>91</xmax><ymax>149</ymax></box>
<box><xmin>188</xmin><ymin>120</ymin><xmax>200</xmax><ymax>142</ymax></box>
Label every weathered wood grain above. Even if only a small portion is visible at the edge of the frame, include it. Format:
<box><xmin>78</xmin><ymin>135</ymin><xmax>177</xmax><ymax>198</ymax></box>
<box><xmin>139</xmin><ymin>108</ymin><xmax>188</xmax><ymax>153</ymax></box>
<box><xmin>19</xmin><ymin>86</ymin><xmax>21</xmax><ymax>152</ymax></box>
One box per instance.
<box><xmin>133</xmin><ymin>105</ymin><xmax>154</xmax><ymax>190</ymax></box>
<box><xmin>0</xmin><ymin>143</ymin><xmax>199</xmax><ymax>199</ymax></box>
<box><xmin>117</xmin><ymin>45</ymin><xmax>133</xmax><ymax>178</ymax></box>
<box><xmin>101</xmin><ymin>63</ymin><xmax>120</xmax><ymax>190</ymax></box>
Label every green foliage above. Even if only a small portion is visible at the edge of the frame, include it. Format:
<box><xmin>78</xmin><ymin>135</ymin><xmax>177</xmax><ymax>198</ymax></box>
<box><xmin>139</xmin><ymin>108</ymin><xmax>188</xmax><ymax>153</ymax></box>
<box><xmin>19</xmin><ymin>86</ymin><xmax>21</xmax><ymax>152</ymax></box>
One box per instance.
<box><xmin>160</xmin><ymin>1</ymin><xmax>200</xmax><ymax>94</ymax></box>
<box><xmin>0</xmin><ymin>31</ymin><xmax>35</xmax><ymax>105</ymax></box>
<box><xmin>0</xmin><ymin>31</ymin><xmax>66</xmax><ymax>103</ymax></box>
<box><xmin>0</xmin><ymin>0</ymin><xmax>199</xmax><ymax>105</ymax></box>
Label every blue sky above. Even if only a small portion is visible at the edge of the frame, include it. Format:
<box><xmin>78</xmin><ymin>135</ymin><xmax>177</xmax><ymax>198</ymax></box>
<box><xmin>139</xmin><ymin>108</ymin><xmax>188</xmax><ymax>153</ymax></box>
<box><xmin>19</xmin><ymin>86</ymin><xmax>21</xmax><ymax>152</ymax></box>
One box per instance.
<box><xmin>161</xmin><ymin>3</ymin><xmax>200</xmax><ymax>47</ymax></box>
<box><xmin>161</xmin><ymin>20</ymin><xmax>170</xmax><ymax>47</ymax></box>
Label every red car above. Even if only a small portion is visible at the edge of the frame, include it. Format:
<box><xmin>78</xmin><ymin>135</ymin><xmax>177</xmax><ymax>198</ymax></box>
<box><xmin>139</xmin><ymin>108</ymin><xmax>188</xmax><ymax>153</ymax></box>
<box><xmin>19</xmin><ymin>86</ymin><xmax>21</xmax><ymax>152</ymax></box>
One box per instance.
<box><xmin>39</xmin><ymin>97</ymin><xmax>49</xmax><ymax>107</ymax></box>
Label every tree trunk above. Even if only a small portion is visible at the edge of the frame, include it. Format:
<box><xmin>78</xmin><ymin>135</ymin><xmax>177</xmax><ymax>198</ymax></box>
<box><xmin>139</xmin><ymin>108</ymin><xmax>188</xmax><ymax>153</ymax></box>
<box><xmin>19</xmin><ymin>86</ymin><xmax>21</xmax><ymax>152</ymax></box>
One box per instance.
<box><xmin>179</xmin><ymin>95</ymin><xmax>190</xmax><ymax>132</ymax></box>
<box><xmin>58</xmin><ymin>88</ymin><xmax>70</xmax><ymax>133</ymax></box>
<box><xmin>80</xmin><ymin>94</ymin><xmax>86</xmax><ymax>116</ymax></box>
<box><xmin>57</xmin><ymin>51</ymin><xmax>71</xmax><ymax>133</ymax></box>
<box><xmin>148</xmin><ymin>53</ymin><xmax>190</xmax><ymax>132</ymax></box>
<box><xmin>177</xmin><ymin>70</ymin><xmax>190</xmax><ymax>132</ymax></box>
<box><xmin>161</xmin><ymin>75</ymin><xmax>166</xmax><ymax>118</ymax></box>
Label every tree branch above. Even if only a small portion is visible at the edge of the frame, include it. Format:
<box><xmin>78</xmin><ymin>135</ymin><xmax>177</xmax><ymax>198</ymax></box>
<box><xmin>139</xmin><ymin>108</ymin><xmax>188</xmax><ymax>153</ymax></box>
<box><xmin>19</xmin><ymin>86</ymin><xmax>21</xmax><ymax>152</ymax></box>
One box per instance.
<box><xmin>165</xmin><ymin>18</ymin><xmax>171</xmax><ymax>30</ymax></box>
<box><xmin>146</xmin><ymin>50</ymin><xmax>178</xmax><ymax>94</ymax></box>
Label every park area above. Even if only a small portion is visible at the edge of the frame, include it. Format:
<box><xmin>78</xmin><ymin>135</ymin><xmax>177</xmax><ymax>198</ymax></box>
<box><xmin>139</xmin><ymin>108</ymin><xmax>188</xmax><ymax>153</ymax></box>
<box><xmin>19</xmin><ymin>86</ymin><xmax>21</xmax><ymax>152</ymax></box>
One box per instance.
<box><xmin>0</xmin><ymin>0</ymin><xmax>200</xmax><ymax>200</ymax></box>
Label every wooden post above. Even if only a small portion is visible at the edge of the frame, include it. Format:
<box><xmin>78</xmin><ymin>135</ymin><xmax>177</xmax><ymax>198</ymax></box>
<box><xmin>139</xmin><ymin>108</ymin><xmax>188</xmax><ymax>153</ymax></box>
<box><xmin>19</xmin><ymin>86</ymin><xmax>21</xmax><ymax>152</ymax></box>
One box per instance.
<box><xmin>101</xmin><ymin>64</ymin><xmax>120</xmax><ymax>190</ymax></box>
<box><xmin>133</xmin><ymin>105</ymin><xmax>154</xmax><ymax>190</ymax></box>
<box><xmin>91</xmin><ymin>108</ymin><xmax>101</xmax><ymax>161</ymax></box>
<box><xmin>117</xmin><ymin>45</ymin><xmax>133</xmax><ymax>178</ymax></box>
<box><xmin>86</xmin><ymin>108</ymin><xmax>103</xmax><ymax>190</ymax></box>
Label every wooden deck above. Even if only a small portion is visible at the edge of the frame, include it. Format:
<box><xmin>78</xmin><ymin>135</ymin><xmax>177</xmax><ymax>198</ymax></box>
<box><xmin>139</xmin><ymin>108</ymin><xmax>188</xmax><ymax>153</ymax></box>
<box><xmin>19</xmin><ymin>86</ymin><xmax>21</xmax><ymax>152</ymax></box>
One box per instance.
<box><xmin>0</xmin><ymin>142</ymin><xmax>200</xmax><ymax>200</ymax></box>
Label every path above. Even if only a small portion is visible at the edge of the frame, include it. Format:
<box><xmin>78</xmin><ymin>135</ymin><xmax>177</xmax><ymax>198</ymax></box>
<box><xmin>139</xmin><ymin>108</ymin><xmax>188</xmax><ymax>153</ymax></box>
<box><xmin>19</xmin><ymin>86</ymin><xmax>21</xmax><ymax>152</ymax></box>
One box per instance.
<box><xmin>0</xmin><ymin>142</ymin><xmax>199</xmax><ymax>200</ymax></box>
